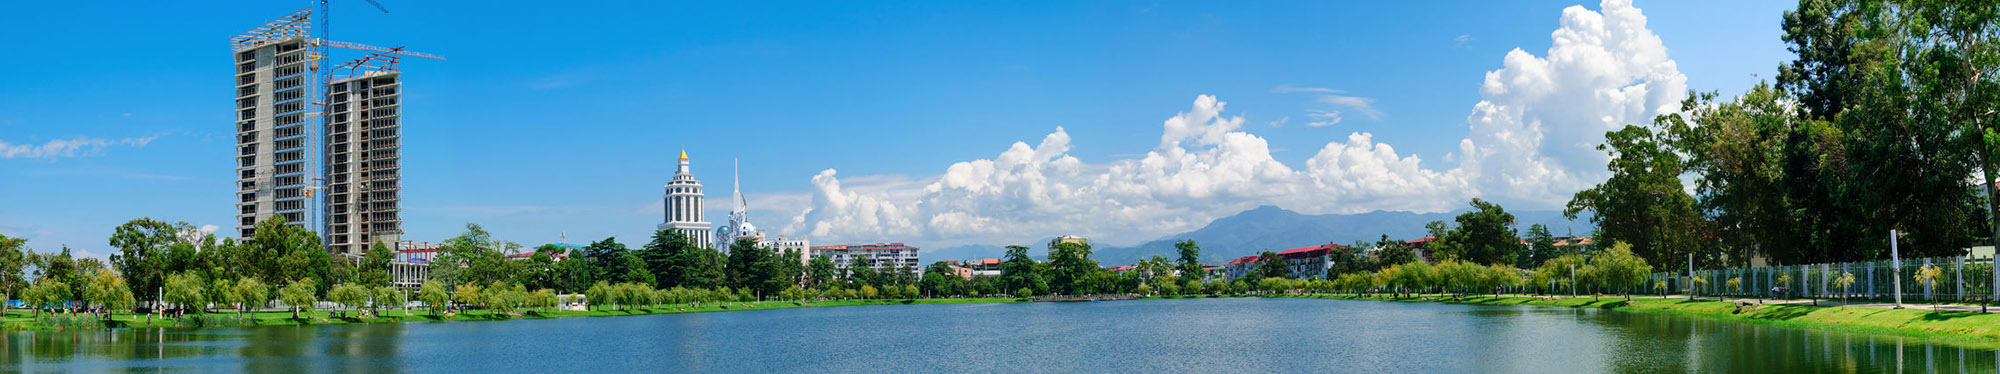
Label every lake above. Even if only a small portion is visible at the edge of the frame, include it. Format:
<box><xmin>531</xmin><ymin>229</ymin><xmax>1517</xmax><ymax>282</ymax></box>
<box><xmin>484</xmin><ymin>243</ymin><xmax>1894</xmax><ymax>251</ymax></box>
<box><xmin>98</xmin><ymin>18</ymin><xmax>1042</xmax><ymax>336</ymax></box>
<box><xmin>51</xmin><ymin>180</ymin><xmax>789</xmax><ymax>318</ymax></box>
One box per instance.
<box><xmin>4</xmin><ymin>297</ymin><xmax>1996</xmax><ymax>373</ymax></box>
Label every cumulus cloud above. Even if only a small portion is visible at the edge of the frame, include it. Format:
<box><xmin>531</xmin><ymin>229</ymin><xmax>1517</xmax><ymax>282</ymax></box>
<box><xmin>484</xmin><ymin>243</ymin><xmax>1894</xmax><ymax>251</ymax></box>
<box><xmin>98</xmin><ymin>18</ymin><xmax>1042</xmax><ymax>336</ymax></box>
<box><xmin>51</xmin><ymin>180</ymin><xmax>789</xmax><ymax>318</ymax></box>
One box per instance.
<box><xmin>784</xmin><ymin>0</ymin><xmax>1683</xmax><ymax>247</ymax></box>
<box><xmin>0</xmin><ymin>136</ymin><xmax>157</xmax><ymax>159</ymax></box>
<box><xmin>1456</xmin><ymin>0</ymin><xmax>1684</xmax><ymax>206</ymax></box>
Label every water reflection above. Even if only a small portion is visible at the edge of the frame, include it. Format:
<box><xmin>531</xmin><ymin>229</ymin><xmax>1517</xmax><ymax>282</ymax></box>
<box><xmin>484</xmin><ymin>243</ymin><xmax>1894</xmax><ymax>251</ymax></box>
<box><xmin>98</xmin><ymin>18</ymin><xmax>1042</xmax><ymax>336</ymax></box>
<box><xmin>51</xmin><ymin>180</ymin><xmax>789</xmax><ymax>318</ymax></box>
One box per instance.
<box><xmin>1</xmin><ymin>300</ymin><xmax>1995</xmax><ymax>373</ymax></box>
<box><xmin>1577</xmin><ymin>307</ymin><xmax>1999</xmax><ymax>373</ymax></box>
<box><xmin>3</xmin><ymin>322</ymin><xmax>403</xmax><ymax>373</ymax></box>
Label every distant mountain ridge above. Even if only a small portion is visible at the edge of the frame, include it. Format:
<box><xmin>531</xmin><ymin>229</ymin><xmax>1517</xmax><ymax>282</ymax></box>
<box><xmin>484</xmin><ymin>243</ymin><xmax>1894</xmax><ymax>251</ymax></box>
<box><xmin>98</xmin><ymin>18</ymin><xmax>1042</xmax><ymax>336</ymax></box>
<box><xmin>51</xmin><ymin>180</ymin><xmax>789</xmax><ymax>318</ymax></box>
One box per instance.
<box><xmin>923</xmin><ymin>205</ymin><xmax>1593</xmax><ymax>266</ymax></box>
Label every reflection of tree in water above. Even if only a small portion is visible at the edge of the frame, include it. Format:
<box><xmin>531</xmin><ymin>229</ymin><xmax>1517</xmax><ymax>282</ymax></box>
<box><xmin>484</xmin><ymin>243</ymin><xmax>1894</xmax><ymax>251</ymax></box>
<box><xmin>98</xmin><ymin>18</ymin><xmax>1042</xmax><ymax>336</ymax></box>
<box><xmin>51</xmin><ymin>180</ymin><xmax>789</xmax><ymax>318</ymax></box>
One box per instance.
<box><xmin>239</xmin><ymin>323</ymin><xmax>403</xmax><ymax>373</ymax></box>
<box><xmin>1580</xmin><ymin>309</ymin><xmax>1998</xmax><ymax>373</ymax></box>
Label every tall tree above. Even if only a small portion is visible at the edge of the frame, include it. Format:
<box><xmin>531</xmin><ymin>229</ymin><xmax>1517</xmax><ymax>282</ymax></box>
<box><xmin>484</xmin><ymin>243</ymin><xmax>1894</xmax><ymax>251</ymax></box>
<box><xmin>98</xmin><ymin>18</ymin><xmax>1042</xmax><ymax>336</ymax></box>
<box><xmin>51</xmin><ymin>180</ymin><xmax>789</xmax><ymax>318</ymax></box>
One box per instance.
<box><xmin>999</xmin><ymin>245</ymin><xmax>1045</xmax><ymax>295</ymax></box>
<box><xmin>807</xmin><ymin>255</ymin><xmax>837</xmax><ymax>287</ymax></box>
<box><xmin>108</xmin><ymin>218</ymin><xmax>191</xmax><ymax>311</ymax></box>
<box><xmin>1445</xmin><ymin>199</ymin><xmax>1524</xmax><ymax>266</ymax></box>
<box><xmin>1519</xmin><ymin>224</ymin><xmax>1559</xmax><ymax>269</ymax></box>
<box><xmin>0</xmin><ymin>234</ymin><xmax>26</xmax><ymax>316</ymax></box>
<box><xmin>1047</xmin><ymin>241</ymin><xmax>1099</xmax><ymax>295</ymax></box>
<box><xmin>1567</xmin><ymin>125</ymin><xmax>1717</xmax><ymax>268</ymax></box>
<box><xmin>357</xmin><ymin>240</ymin><xmax>395</xmax><ymax>288</ymax></box>
<box><xmin>1256</xmin><ymin>251</ymin><xmax>1289</xmax><ymax>279</ymax></box>
<box><xmin>1173</xmin><ymin>240</ymin><xmax>1203</xmax><ymax>280</ymax></box>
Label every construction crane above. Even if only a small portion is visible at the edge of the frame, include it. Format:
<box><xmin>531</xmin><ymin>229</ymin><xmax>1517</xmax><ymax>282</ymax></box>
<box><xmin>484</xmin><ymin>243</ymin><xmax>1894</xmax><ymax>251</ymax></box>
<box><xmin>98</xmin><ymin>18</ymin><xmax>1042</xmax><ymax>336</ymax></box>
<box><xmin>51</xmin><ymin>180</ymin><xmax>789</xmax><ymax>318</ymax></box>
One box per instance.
<box><xmin>311</xmin><ymin>39</ymin><xmax>445</xmax><ymax>61</ymax></box>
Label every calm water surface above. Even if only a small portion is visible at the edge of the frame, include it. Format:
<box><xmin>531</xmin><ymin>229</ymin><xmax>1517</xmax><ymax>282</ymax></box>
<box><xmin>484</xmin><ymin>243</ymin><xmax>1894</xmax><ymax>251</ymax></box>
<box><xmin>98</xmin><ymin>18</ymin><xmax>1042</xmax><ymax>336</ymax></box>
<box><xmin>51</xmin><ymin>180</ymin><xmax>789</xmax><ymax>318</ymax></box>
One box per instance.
<box><xmin>4</xmin><ymin>297</ymin><xmax>1996</xmax><ymax>373</ymax></box>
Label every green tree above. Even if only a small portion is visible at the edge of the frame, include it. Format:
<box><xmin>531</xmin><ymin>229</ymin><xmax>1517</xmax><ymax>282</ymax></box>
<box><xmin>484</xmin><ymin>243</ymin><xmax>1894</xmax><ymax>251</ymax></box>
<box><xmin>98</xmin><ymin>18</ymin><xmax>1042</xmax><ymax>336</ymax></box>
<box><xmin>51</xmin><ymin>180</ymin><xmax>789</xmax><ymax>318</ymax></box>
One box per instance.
<box><xmin>725</xmin><ymin>238</ymin><xmax>786</xmax><ymax>298</ymax></box>
<box><xmin>108</xmin><ymin>218</ymin><xmax>192</xmax><ymax>312</ymax></box>
<box><xmin>454</xmin><ymin>283</ymin><xmax>486</xmax><ymax>309</ymax></box>
<box><xmin>330</xmin><ymin>283</ymin><xmax>371</xmax><ymax>316</ymax></box>
<box><xmin>231</xmin><ymin>278</ymin><xmax>269</xmax><ymax>317</ymax></box>
<box><xmin>418</xmin><ymin>280</ymin><xmax>449</xmax><ymax>316</ymax></box>
<box><xmin>357</xmin><ymin>240</ymin><xmax>395</xmax><ymax>288</ymax></box>
<box><xmin>0</xmin><ymin>234</ymin><xmax>28</xmax><ymax>316</ymax></box>
<box><xmin>1436</xmin><ymin>199</ymin><xmax>1524</xmax><ymax>266</ymax></box>
<box><xmin>373</xmin><ymin>286</ymin><xmax>406</xmax><ymax>316</ymax></box>
<box><xmin>1519</xmin><ymin>224</ymin><xmax>1558</xmax><ymax>269</ymax></box>
<box><xmin>1173</xmin><ymin>240</ymin><xmax>1204</xmax><ymax>280</ymax></box>
<box><xmin>1047</xmin><ymin>241</ymin><xmax>1100</xmax><ymax>295</ymax></box>
<box><xmin>85</xmin><ymin>269</ymin><xmax>136</xmax><ymax>321</ymax></box>
<box><xmin>807</xmin><ymin>255</ymin><xmax>838</xmax><ymax>287</ymax></box>
<box><xmin>1256</xmin><ymin>251</ymin><xmax>1289</xmax><ymax>280</ymax></box>
<box><xmin>22</xmin><ymin>280</ymin><xmax>68</xmax><ymax>316</ymax></box>
<box><xmin>163</xmin><ymin>271</ymin><xmax>208</xmax><ymax>315</ymax></box>
<box><xmin>280</xmin><ymin>278</ymin><xmax>318</xmax><ymax>319</ymax></box>
<box><xmin>1567</xmin><ymin>125</ymin><xmax>1717</xmax><ymax>268</ymax></box>
<box><xmin>1374</xmin><ymin>235</ymin><xmax>1418</xmax><ymax>268</ymax></box>
<box><xmin>1589</xmin><ymin>242</ymin><xmax>1654</xmax><ymax>300</ymax></box>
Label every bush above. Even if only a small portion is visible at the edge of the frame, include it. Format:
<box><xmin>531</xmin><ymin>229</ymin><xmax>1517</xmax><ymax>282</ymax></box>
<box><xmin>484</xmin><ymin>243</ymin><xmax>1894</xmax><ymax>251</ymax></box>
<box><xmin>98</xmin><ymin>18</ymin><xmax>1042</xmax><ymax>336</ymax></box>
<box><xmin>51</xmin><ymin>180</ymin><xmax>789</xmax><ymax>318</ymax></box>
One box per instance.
<box><xmin>175</xmin><ymin>314</ymin><xmax>252</xmax><ymax>328</ymax></box>
<box><xmin>35</xmin><ymin>313</ymin><xmax>103</xmax><ymax>329</ymax></box>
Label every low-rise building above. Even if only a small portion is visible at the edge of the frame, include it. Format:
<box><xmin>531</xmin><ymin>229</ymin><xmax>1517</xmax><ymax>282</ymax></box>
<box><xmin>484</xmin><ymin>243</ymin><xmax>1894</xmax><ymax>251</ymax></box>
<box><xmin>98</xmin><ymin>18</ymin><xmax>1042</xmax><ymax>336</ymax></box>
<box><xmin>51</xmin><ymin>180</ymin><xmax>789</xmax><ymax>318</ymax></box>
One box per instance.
<box><xmin>1224</xmin><ymin>255</ymin><xmax>1260</xmax><ymax>280</ymax></box>
<box><xmin>812</xmin><ymin>243</ymin><xmax>921</xmax><ymax>277</ymax></box>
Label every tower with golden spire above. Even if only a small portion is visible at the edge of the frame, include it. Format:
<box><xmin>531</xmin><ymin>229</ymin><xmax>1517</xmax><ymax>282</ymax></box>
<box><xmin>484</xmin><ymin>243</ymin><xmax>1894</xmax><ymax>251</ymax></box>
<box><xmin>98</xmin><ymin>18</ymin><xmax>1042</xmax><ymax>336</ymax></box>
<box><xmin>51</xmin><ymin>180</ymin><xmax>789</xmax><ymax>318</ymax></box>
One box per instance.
<box><xmin>659</xmin><ymin>149</ymin><xmax>711</xmax><ymax>248</ymax></box>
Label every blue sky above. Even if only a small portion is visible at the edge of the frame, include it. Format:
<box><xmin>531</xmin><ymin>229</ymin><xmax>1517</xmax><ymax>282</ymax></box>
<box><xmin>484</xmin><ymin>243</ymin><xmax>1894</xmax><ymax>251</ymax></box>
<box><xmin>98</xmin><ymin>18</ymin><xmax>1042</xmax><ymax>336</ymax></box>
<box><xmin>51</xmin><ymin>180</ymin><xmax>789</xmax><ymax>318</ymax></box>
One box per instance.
<box><xmin>0</xmin><ymin>0</ymin><xmax>1795</xmax><ymax>258</ymax></box>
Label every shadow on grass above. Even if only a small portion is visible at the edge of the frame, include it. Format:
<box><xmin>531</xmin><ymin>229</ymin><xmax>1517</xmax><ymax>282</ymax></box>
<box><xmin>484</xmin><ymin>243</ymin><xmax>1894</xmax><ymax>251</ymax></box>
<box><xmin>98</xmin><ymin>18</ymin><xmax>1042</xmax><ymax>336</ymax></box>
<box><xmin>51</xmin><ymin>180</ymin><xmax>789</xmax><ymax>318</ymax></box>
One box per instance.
<box><xmin>1918</xmin><ymin>310</ymin><xmax>1984</xmax><ymax>322</ymax></box>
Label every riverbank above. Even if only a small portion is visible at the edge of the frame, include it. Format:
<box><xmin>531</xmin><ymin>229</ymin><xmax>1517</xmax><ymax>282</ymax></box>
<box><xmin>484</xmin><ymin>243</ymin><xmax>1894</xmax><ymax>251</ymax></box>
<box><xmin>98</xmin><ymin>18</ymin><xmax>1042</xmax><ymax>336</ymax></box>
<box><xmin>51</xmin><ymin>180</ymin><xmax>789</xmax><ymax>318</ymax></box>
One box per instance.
<box><xmin>0</xmin><ymin>297</ymin><xmax>1027</xmax><ymax>331</ymax></box>
<box><xmin>1294</xmin><ymin>293</ymin><xmax>2000</xmax><ymax>347</ymax></box>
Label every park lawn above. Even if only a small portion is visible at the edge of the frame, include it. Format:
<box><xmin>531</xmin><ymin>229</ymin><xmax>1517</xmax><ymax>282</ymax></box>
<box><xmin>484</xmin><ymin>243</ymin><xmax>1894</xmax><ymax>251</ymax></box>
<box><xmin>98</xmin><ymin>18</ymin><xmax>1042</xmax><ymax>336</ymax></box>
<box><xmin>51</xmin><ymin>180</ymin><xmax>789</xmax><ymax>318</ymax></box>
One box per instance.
<box><xmin>1317</xmin><ymin>293</ymin><xmax>2000</xmax><ymax>347</ymax></box>
<box><xmin>0</xmin><ymin>298</ymin><xmax>1026</xmax><ymax>331</ymax></box>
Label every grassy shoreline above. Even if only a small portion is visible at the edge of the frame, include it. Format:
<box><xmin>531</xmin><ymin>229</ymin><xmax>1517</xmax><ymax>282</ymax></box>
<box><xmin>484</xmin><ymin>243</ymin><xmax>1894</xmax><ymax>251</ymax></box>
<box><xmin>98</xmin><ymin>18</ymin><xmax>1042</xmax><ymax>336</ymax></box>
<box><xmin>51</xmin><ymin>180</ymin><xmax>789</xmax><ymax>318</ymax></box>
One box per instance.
<box><xmin>0</xmin><ymin>297</ymin><xmax>1027</xmax><ymax>331</ymax></box>
<box><xmin>1284</xmin><ymin>293</ymin><xmax>2000</xmax><ymax>347</ymax></box>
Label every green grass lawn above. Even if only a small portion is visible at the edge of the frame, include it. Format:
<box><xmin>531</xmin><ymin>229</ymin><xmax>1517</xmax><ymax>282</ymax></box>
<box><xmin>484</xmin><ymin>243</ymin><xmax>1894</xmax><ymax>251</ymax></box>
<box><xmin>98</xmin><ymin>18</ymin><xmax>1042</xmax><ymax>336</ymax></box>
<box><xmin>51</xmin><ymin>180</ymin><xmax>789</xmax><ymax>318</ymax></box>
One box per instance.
<box><xmin>0</xmin><ymin>298</ymin><xmax>1026</xmax><ymax>331</ymax></box>
<box><xmin>1308</xmin><ymin>293</ymin><xmax>2000</xmax><ymax>347</ymax></box>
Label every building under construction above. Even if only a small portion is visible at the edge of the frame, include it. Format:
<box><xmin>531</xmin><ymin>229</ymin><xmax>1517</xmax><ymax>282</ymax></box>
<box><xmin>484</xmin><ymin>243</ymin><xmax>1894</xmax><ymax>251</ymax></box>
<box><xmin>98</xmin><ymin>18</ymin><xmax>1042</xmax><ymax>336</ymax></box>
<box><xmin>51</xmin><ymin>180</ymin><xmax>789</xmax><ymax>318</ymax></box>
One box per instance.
<box><xmin>230</xmin><ymin>6</ymin><xmax>441</xmax><ymax>255</ymax></box>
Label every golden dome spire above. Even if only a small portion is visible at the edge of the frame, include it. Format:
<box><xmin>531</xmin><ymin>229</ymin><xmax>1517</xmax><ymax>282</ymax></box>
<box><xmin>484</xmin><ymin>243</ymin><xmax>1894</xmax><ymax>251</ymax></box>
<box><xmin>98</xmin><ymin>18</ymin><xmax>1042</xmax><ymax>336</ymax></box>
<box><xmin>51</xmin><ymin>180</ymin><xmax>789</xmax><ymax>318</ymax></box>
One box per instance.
<box><xmin>679</xmin><ymin>149</ymin><xmax>688</xmax><ymax>160</ymax></box>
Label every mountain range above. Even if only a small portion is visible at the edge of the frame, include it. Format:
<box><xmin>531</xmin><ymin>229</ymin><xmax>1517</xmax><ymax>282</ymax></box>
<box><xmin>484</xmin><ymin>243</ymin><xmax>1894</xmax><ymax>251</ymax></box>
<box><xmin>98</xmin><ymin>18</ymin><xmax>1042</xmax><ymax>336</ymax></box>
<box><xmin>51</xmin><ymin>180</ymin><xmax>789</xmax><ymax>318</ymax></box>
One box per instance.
<box><xmin>923</xmin><ymin>205</ymin><xmax>1594</xmax><ymax>266</ymax></box>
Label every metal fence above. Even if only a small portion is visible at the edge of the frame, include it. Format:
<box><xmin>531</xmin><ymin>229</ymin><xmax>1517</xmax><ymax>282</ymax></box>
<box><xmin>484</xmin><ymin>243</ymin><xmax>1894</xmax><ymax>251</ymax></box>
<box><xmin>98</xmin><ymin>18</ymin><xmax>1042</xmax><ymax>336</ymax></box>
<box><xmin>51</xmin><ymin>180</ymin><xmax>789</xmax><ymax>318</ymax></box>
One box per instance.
<box><xmin>1641</xmin><ymin>255</ymin><xmax>1998</xmax><ymax>303</ymax></box>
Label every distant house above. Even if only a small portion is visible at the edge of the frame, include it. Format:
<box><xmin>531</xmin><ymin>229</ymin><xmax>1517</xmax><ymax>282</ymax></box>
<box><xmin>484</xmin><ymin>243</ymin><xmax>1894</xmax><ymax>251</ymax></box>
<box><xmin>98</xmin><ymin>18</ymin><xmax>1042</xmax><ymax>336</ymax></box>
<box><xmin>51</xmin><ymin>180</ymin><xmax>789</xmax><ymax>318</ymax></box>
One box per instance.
<box><xmin>1224</xmin><ymin>256</ymin><xmax>1261</xmax><ymax>280</ymax></box>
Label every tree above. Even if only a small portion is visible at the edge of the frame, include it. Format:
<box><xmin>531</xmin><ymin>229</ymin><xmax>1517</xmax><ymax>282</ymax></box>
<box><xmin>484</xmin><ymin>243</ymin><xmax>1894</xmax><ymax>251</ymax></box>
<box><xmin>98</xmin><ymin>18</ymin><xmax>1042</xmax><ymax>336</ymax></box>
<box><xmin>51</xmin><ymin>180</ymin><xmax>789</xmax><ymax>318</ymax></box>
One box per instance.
<box><xmin>1174</xmin><ymin>240</ymin><xmax>1204</xmax><ymax>280</ymax></box>
<box><xmin>163</xmin><ymin>271</ymin><xmax>208</xmax><ymax>315</ymax></box>
<box><xmin>231</xmin><ymin>278</ymin><xmax>269</xmax><ymax>318</ymax></box>
<box><xmin>1567</xmin><ymin>125</ymin><xmax>1717</xmax><ymax>268</ymax></box>
<box><xmin>1589</xmin><ymin>242</ymin><xmax>1653</xmax><ymax>300</ymax></box>
<box><xmin>419</xmin><ymin>280</ymin><xmax>449</xmax><ymax>316</ymax></box>
<box><xmin>454</xmin><ymin>283</ymin><xmax>486</xmax><ymax>309</ymax></box>
<box><xmin>374</xmin><ymin>286</ymin><xmax>406</xmax><ymax>316</ymax></box>
<box><xmin>584</xmin><ymin>281</ymin><xmax>612</xmax><ymax>310</ymax></box>
<box><xmin>1519</xmin><ymin>224</ymin><xmax>1558</xmax><ymax>269</ymax></box>
<box><xmin>85</xmin><ymin>269</ymin><xmax>135</xmax><ymax>321</ymax></box>
<box><xmin>1915</xmin><ymin>264</ymin><xmax>1944</xmax><ymax>310</ymax></box>
<box><xmin>22</xmin><ymin>280</ymin><xmax>68</xmax><ymax>316</ymax></box>
<box><xmin>330</xmin><ymin>283</ymin><xmax>372</xmax><ymax>316</ymax></box>
<box><xmin>108</xmin><ymin>218</ymin><xmax>192</xmax><ymax>312</ymax></box>
<box><xmin>358</xmin><ymin>240</ymin><xmax>395</xmax><ymax>288</ymax></box>
<box><xmin>1374</xmin><ymin>235</ymin><xmax>1418</xmax><ymax>268</ymax></box>
<box><xmin>280</xmin><ymin>279</ymin><xmax>318</xmax><ymax>319</ymax></box>
<box><xmin>1435</xmin><ymin>199</ymin><xmax>1524</xmax><ymax>266</ymax></box>
<box><xmin>726</xmin><ymin>238</ymin><xmax>786</xmax><ymax>298</ymax></box>
<box><xmin>1047</xmin><ymin>241</ymin><xmax>1100</xmax><ymax>295</ymax></box>
<box><xmin>0</xmin><ymin>234</ymin><xmax>28</xmax><ymax>317</ymax></box>
<box><xmin>807</xmin><ymin>255</ymin><xmax>838</xmax><ymax>287</ymax></box>
<box><xmin>1256</xmin><ymin>251</ymin><xmax>1289</xmax><ymax>280</ymax></box>
<box><xmin>1832</xmin><ymin>272</ymin><xmax>1856</xmax><ymax>306</ymax></box>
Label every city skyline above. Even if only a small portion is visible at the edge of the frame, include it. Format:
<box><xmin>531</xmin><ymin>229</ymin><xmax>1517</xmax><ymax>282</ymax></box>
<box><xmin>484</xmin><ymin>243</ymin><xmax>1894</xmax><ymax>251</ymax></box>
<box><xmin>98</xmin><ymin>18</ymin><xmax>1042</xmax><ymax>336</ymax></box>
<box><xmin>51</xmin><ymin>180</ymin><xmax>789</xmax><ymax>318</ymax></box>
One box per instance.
<box><xmin>1</xmin><ymin>0</ymin><xmax>1793</xmax><ymax>259</ymax></box>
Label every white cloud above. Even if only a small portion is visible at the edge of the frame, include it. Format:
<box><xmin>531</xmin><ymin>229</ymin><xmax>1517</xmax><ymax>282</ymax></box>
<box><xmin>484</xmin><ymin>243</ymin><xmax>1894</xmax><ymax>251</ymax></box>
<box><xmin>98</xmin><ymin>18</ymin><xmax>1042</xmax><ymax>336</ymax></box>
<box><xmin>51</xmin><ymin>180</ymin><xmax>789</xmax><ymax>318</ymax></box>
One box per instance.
<box><xmin>783</xmin><ymin>0</ymin><xmax>1684</xmax><ymax>248</ymax></box>
<box><xmin>1455</xmin><ymin>34</ymin><xmax>1474</xmax><ymax>47</ymax></box>
<box><xmin>1457</xmin><ymin>0</ymin><xmax>1684</xmax><ymax>206</ymax></box>
<box><xmin>0</xmin><ymin>135</ymin><xmax>156</xmax><ymax>159</ymax></box>
<box><xmin>1275</xmin><ymin>85</ymin><xmax>1383</xmax><ymax>126</ymax></box>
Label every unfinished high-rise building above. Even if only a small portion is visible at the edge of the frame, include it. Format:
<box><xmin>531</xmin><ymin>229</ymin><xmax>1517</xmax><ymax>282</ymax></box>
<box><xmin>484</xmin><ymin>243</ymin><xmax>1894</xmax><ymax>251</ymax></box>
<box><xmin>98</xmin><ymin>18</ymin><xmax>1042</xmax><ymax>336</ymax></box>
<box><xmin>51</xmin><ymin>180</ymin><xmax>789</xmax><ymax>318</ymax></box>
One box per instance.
<box><xmin>231</xmin><ymin>10</ymin><xmax>315</xmax><ymax>237</ymax></box>
<box><xmin>231</xmin><ymin>8</ymin><xmax>440</xmax><ymax>254</ymax></box>
<box><xmin>325</xmin><ymin>65</ymin><xmax>404</xmax><ymax>255</ymax></box>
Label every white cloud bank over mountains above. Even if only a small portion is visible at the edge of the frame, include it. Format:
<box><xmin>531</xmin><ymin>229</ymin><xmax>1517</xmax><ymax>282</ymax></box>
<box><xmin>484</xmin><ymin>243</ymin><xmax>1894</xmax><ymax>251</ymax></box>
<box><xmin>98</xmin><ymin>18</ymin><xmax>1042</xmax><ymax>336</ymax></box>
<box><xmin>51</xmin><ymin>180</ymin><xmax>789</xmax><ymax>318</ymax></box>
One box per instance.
<box><xmin>784</xmin><ymin>0</ymin><xmax>1687</xmax><ymax>247</ymax></box>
